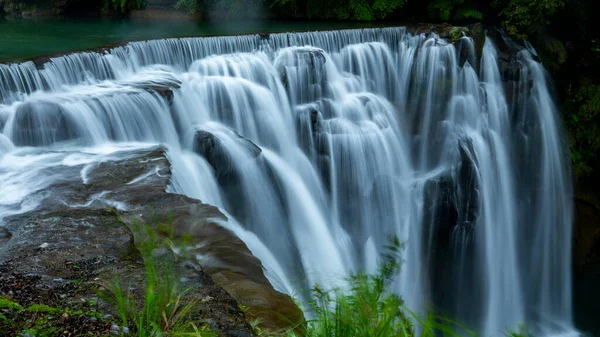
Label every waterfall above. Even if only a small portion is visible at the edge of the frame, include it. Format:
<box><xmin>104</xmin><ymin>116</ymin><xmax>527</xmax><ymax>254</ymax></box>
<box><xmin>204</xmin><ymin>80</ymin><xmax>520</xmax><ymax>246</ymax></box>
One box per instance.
<box><xmin>0</xmin><ymin>27</ymin><xmax>575</xmax><ymax>336</ymax></box>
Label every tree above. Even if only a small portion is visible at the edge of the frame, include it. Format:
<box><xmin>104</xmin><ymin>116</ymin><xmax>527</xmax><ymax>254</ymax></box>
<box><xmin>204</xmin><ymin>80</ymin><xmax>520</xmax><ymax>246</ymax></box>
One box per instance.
<box><xmin>272</xmin><ymin>0</ymin><xmax>407</xmax><ymax>20</ymax></box>
<box><xmin>492</xmin><ymin>0</ymin><xmax>564</xmax><ymax>39</ymax></box>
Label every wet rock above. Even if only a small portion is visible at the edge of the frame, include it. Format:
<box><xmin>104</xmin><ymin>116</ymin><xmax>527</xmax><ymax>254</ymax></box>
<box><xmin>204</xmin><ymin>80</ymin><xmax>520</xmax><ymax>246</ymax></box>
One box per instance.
<box><xmin>276</xmin><ymin>47</ymin><xmax>327</xmax><ymax>104</ymax></box>
<box><xmin>420</xmin><ymin>138</ymin><xmax>479</xmax><ymax>318</ymax></box>
<box><xmin>0</xmin><ymin>227</ymin><xmax>11</xmax><ymax>243</ymax></box>
<box><xmin>193</xmin><ymin>128</ymin><xmax>262</xmax><ymax>182</ymax></box>
<box><xmin>212</xmin><ymin>271</ymin><xmax>305</xmax><ymax>335</ymax></box>
<box><xmin>408</xmin><ymin>23</ymin><xmax>469</xmax><ymax>41</ymax></box>
<box><xmin>124</xmin><ymin>75</ymin><xmax>181</xmax><ymax>104</ymax></box>
<box><xmin>468</xmin><ymin>22</ymin><xmax>486</xmax><ymax>62</ymax></box>
<box><xmin>10</xmin><ymin>100</ymin><xmax>79</xmax><ymax>146</ymax></box>
<box><xmin>0</xmin><ymin>145</ymin><xmax>301</xmax><ymax>336</ymax></box>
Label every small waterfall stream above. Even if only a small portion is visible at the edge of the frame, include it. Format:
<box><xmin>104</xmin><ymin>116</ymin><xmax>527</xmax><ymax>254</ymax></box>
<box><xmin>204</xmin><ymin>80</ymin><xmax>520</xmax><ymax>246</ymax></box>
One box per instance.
<box><xmin>0</xmin><ymin>27</ymin><xmax>575</xmax><ymax>336</ymax></box>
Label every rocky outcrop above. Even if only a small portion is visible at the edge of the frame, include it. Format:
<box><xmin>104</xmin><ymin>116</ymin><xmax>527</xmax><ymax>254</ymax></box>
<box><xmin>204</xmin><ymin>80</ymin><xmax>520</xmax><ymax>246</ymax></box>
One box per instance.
<box><xmin>193</xmin><ymin>129</ymin><xmax>262</xmax><ymax>183</ymax></box>
<box><xmin>408</xmin><ymin>23</ymin><xmax>469</xmax><ymax>41</ymax></box>
<box><xmin>0</xmin><ymin>146</ymin><xmax>302</xmax><ymax>335</ymax></box>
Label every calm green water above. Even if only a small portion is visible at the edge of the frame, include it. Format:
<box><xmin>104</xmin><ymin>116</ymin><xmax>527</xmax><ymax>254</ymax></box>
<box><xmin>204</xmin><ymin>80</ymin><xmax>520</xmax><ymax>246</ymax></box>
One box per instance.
<box><xmin>0</xmin><ymin>18</ymin><xmax>379</xmax><ymax>62</ymax></box>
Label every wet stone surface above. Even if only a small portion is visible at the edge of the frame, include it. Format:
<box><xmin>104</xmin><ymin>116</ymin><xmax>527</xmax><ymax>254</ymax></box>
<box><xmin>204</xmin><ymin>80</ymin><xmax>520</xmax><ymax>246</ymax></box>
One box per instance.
<box><xmin>0</xmin><ymin>146</ymin><xmax>302</xmax><ymax>336</ymax></box>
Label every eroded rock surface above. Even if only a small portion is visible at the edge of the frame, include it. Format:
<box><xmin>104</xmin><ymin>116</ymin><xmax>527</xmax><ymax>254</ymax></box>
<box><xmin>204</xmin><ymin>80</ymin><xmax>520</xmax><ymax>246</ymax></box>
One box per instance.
<box><xmin>0</xmin><ymin>146</ymin><xmax>302</xmax><ymax>335</ymax></box>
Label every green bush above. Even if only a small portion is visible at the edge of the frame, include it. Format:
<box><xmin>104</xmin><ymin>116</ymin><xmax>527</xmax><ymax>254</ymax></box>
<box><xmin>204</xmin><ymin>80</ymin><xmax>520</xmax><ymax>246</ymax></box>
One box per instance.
<box><xmin>427</xmin><ymin>0</ymin><xmax>482</xmax><ymax>21</ymax></box>
<box><xmin>565</xmin><ymin>83</ymin><xmax>600</xmax><ymax>176</ymax></box>
<box><xmin>492</xmin><ymin>0</ymin><xmax>564</xmax><ymax>39</ymax></box>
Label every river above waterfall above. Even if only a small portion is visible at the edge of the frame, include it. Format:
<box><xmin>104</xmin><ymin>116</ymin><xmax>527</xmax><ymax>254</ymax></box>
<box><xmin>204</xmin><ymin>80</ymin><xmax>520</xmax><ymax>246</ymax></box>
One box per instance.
<box><xmin>0</xmin><ymin>26</ymin><xmax>580</xmax><ymax>336</ymax></box>
<box><xmin>0</xmin><ymin>18</ymin><xmax>380</xmax><ymax>62</ymax></box>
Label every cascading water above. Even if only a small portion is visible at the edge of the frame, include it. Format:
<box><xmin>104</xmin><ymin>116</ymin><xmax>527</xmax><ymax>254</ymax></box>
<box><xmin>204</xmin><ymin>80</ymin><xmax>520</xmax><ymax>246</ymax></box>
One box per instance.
<box><xmin>0</xmin><ymin>27</ymin><xmax>575</xmax><ymax>336</ymax></box>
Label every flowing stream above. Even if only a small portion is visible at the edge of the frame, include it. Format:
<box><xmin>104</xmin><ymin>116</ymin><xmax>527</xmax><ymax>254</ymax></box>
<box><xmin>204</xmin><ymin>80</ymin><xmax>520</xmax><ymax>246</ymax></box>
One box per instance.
<box><xmin>0</xmin><ymin>27</ymin><xmax>575</xmax><ymax>336</ymax></box>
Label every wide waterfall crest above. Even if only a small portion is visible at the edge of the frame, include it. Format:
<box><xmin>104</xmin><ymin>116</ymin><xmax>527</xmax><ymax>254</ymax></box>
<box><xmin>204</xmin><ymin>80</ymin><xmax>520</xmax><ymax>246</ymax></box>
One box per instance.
<box><xmin>0</xmin><ymin>27</ymin><xmax>574</xmax><ymax>336</ymax></box>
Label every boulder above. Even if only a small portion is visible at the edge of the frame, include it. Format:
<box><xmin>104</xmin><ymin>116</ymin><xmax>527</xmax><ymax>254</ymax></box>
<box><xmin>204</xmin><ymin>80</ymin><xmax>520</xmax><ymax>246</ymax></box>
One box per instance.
<box><xmin>9</xmin><ymin>100</ymin><xmax>79</xmax><ymax>147</ymax></box>
<box><xmin>193</xmin><ymin>129</ymin><xmax>262</xmax><ymax>183</ymax></box>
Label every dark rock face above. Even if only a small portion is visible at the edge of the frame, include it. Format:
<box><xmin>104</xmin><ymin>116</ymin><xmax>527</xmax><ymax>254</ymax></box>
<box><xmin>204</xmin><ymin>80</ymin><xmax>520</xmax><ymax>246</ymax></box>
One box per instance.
<box><xmin>572</xmin><ymin>179</ymin><xmax>600</xmax><ymax>337</ymax></box>
<box><xmin>193</xmin><ymin>129</ymin><xmax>262</xmax><ymax>183</ymax></box>
<box><xmin>468</xmin><ymin>23</ymin><xmax>486</xmax><ymax>62</ymax></box>
<box><xmin>0</xmin><ymin>146</ymin><xmax>302</xmax><ymax>335</ymax></box>
<box><xmin>421</xmin><ymin>138</ymin><xmax>479</xmax><ymax>320</ymax></box>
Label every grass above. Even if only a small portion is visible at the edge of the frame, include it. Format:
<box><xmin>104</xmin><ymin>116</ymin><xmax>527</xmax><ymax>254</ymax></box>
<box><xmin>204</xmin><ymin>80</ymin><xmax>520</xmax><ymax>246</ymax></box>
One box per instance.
<box><xmin>282</xmin><ymin>237</ymin><xmax>474</xmax><ymax>337</ymax></box>
<box><xmin>99</xmin><ymin>220</ymin><xmax>527</xmax><ymax>337</ymax></box>
<box><xmin>99</xmin><ymin>219</ymin><xmax>215</xmax><ymax>337</ymax></box>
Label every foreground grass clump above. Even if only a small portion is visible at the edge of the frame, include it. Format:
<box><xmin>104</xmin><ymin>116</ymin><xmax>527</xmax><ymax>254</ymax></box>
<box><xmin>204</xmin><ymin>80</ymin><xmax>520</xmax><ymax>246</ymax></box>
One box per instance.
<box><xmin>100</xmin><ymin>224</ymin><xmax>522</xmax><ymax>337</ymax></box>
<box><xmin>280</xmin><ymin>239</ymin><xmax>473</xmax><ymax>337</ymax></box>
<box><xmin>100</xmin><ymin>220</ymin><xmax>215</xmax><ymax>337</ymax></box>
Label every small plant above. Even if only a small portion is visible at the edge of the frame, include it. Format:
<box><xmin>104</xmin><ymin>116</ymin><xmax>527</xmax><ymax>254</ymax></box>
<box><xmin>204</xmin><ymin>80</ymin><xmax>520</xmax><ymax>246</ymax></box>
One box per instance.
<box><xmin>300</xmin><ymin>241</ymin><xmax>411</xmax><ymax>337</ymax></box>
<box><xmin>100</xmin><ymin>219</ymin><xmax>214</xmax><ymax>337</ymax></box>
<box><xmin>0</xmin><ymin>295</ymin><xmax>106</xmax><ymax>336</ymax></box>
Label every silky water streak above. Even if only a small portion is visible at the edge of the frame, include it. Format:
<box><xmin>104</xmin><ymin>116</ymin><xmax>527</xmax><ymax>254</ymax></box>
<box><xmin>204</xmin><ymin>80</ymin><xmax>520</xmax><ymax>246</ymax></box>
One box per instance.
<box><xmin>0</xmin><ymin>27</ymin><xmax>574</xmax><ymax>336</ymax></box>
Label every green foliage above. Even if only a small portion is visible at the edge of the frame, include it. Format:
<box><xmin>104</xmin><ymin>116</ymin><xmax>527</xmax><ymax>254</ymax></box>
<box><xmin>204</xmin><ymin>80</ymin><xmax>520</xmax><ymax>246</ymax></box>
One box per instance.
<box><xmin>428</xmin><ymin>0</ymin><xmax>459</xmax><ymax>21</ymax></box>
<box><xmin>104</xmin><ymin>0</ymin><xmax>145</xmax><ymax>13</ymax></box>
<box><xmin>536</xmin><ymin>34</ymin><xmax>568</xmax><ymax>70</ymax></box>
<box><xmin>100</xmin><ymin>220</ymin><xmax>214</xmax><ymax>337</ymax></box>
<box><xmin>453</xmin><ymin>7</ymin><xmax>483</xmax><ymax>20</ymax></box>
<box><xmin>26</xmin><ymin>304</ymin><xmax>60</xmax><ymax>314</ymax></box>
<box><xmin>272</xmin><ymin>0</ymin><xmax>406</xmax><ymax>20</ymax></box>
<box><xmin>0</xmin><ymin>297</ymin><xmax>24</xmax><ymax>311</ymax></box>
<box><xmin>492</xmin><ymin>0</ymin><xmax>564</xmax><ymax>39</ymax></box>
<box><xmin>0</xmin><ymin>295</ymin><xmax>106</xmax><ymax>336</ymax></box>
<box><xmin>284</xmin><ymin>237</ymin><xmax>473</xmax><ymax>337</ymax></box>
<box><xmin>174</xmin><ymin>0</ymin><xmax>200</xmax><ymax>13</ymax></box>
<box><xmin>564</xmin><ymin>83</ymin><xmax>600</xmax><ymax>176</ymax></box>
<box><xmin>428</xmin><ymin>0</ymin><xmax>482</xmax><ymax>21</ymax></box>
